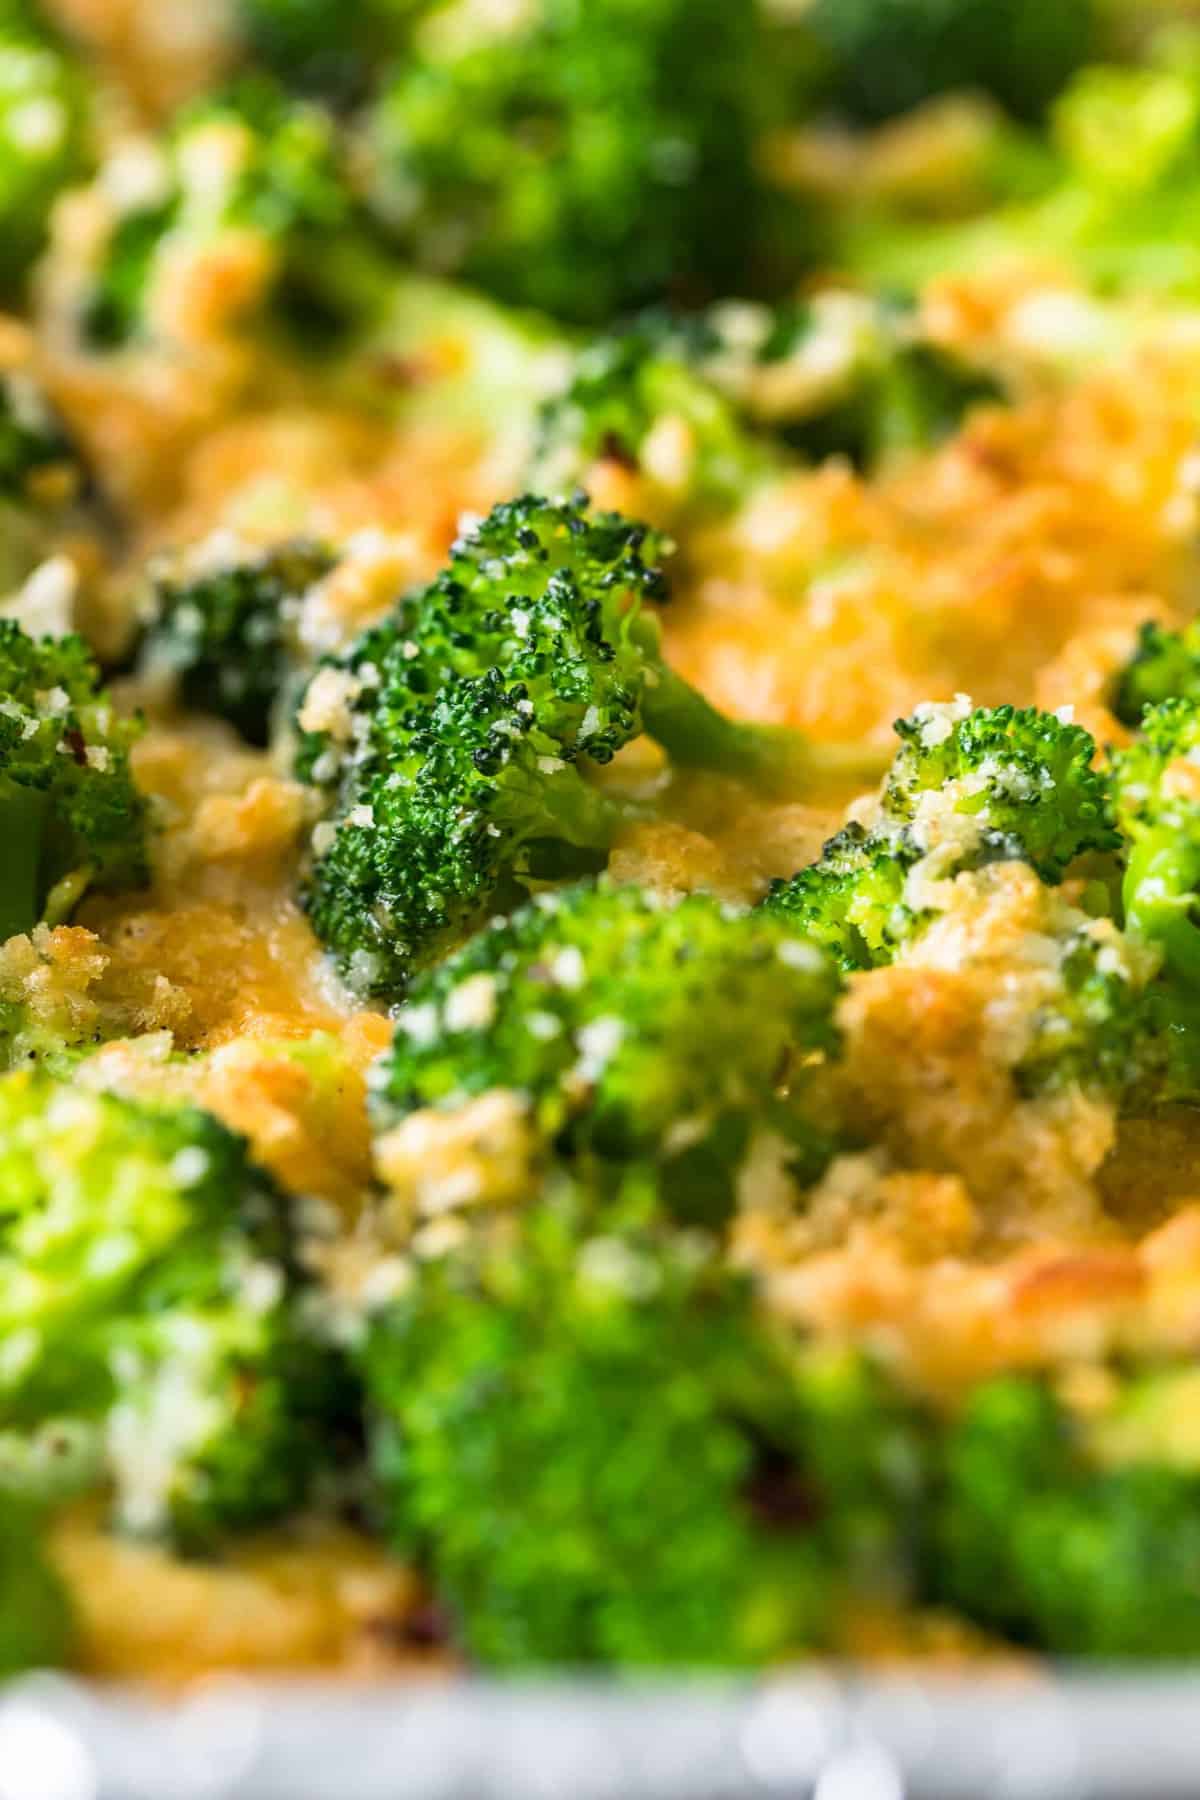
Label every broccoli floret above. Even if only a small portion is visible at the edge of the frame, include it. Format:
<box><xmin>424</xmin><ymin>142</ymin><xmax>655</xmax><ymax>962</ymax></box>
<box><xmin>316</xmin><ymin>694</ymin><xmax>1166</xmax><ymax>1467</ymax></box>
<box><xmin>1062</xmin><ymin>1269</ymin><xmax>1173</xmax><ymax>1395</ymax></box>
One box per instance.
<box><xmin>939</xmin><ymin>1369</ymin><xmax>1200</xmax><ymax>1657</ymax></box>
<box><xmin>0</xmin><ymin>1071</ymin><xmax>347</xmax><ymax>1550</ymax></box>
<box><xmin>1112</xmin><ymin>697</ymin><xmax>1200</xmax><ymax>987</ymax></box>
<box><xmin>371</xmin><ymin>883</ymin><xmax>841</xmax><ymax>1225</ymax></box>
<box><xmin>83</xmin><ymin>78</ymin><xmax>373</xmax><ymax>355</ymax></box>
<box><xmin>364</xmin><ymin>0</ymin><xmax>799</xmax><ymax>324</ymax></box>
<box><xmin>238</xmin><ymin>0</ymin><xmax>404</xmax><ymax>102</ymax></box>
<box><xmin>0</xmin><ymin>622</ymin><xmax>148</xmax><ymax>944</ymax></box>
<box><xmin>1014</xmin><ymin>920</ymin><xmax>1148</xmax><ymax>1098</ymax></box>
<box><xmin>766</xmin><ymin>701</ymin><xmax>1117</xmax><ymax>970</ymax></box>
<box><xmin>884</xmin><ymin>702</ymin><xmax>1118</xmax><ymax>878</ymax></box>
<box><xmin>805</xmin><ymin>0</ymin><xmax>1095</xmax><ymax>125</ymax></box>
<box><xmin>295</xmin><ymin>494</ymin><xmax>881</xmax><ymax>995</ymax></box>
<box><xmin>0</xmin><ymin>21</ymin><xmax>89</xmax><ymax>297</ymax></box>
<box><xmin>364</xmin><ymin>1180</ymin><xmax>925</xmax><ymax>1668</ymax></box>
<box><xmin>839</xmin><ymin>40</ymin><xmax>1200</xmax><ymax>302</ymax></box>
<box><xmin>1113</xmin><ymin>620</ymin><xmax>1200</xmax><ymax>727</ymax></box>
<box><xmin>748</xmin><ymin>295</ymin><xmax>1005</xmax><ymax>469</ymax></box>
<box><xmin>763</xmin><ymin>822</ymin><xmax>916</xmax><ymax>975</ymax></box>
<box><xmin>0</xmin><ymin>1496</ymin><xmax>71</xmax><ymax>1676</ymax></box>
<box><xmin>530</xmin><ymin>297</ymin><xmax>1005</xmax><ymax>513</ymax></box>
<box><xmin>140</xmin><ymin>539</ymin><xmax>336</xmax><ymax>745</ymax></box>
<box><xmin>530</xmin><ymin>311</ymin><xmax>772</xmax><ymax>517</ymax></box>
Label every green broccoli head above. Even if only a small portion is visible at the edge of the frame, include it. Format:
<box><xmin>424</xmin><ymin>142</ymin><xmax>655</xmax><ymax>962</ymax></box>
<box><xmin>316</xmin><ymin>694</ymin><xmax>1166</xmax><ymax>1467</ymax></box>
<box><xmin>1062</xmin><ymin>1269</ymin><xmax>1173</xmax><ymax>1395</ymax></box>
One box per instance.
<box><xmin>885</xmin><ymin>701</ymin><xmax>1118</xmax><ymax>881</ymax></box>
<box><xmin>0</xmin><ymin>1071</ymin><xmax>347</xmax><ymax>1550</ymax></box>
<box><xmin>83</xmin><ymin>77</ymin><xmax>371</xmax><ymax>355</ymax></box>
<box><xmin>295</xmin><ymin>494</ymin><xmax>877</xmax><ymax>996</ymax></box>
<box><xmin>140</xmin><ymin>538</ymin><xmax>336</xmax><ymax>745</ymax></box>
<box><xmin>1113</xmin><ymin>620</ymin><xmax>1200</xmax><ymax>727</ymax></box>
<box><xmin>530</xmin><ymin>296</ymin><xmax>1005</xmax><ymax>514</ymax></box>
<box><xmin>365</xmin><ymin>0</ymin><xmax>795</xmax><ymax>324</ymax></box>
<box><xmin>1112</xmin><ymin>697</ymin><xmax>1200</xmax><ymax>987</ymax></box>
<box><xmin>747</xmin><ymin>294</ymin><xmax>1005</xmax><ymax>469</ymax></box>
<box><xmin>371</xmin><ymin>882</ymin><xmax>841</xmax><ymax>1225</ymax></box>
<box><xmin>364</xmin><ymin>1180</ymin><xmax>924</xmax><ymax>1668</ymax></box>
<box><xmin>0</xmin><ymin>1496</ymin><xmax>71</xmax><ymax>1677</ymax></box>
<box><xmin>939</xmin><ymin>1368</ymin><xmax>1200</xmax><ymax>1658</ymax></box>
<box><xmin>805</xmin><ymin>0</ymin><xmax>1096</xmax><ymax>125</ymax></box>
<box><xmin>529</xmin><ymin>310</ymin><xmax>771</xmax><ymax>516</ymax></box>
<box><xmin>295</xmin><ymin>497</ymin><xmax>666</xmax><ymax>993</ymax></box>
<box><xmin>0</xmin><ymin>22</ymin><xmax>89</xmax><ymax>296</ymax></box>
<box><xmin>764</xmin><ymin>821</ymin><xmax>916</xmax><ymax>973</ymax></box>
<box><xmin>766</xmin><ymin>702</ymin><xmax>1116</xmax><ymax>972</ymax></box>
<box><xmin>0</xmin><ymin>621</ymin><xmax>149</xmax><ymax>943</ymax></box>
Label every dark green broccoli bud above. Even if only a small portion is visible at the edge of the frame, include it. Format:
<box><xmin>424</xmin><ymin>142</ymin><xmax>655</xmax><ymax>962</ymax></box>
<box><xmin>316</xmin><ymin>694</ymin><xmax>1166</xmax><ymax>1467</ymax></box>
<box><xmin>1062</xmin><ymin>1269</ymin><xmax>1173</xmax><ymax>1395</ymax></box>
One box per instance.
<box><xmin>371</xmin><ymin>883</ymin><xmax>841</xmax><ymax>1225</ymax></box>
<box><xmin>365</xmin><ymin>0</ymin><xmax>797</xmax><ymax>325</ymax></box>
<box><xmin>1112</xmin><ymin>697</ymin><xmax>1200</xmax><ymax>988</ymax></box>
<box><xmin>0</xmin><ymin>22</ymin><xmax>89</xmax><ymax>297</ymax></box>
<box><xmin>939</xmin><ymin>1368</ymin><xmax>1200</xmax><ymax>1657</ymax></box>
<box><xmin>806</xmin><ymin>0</ymin><xmax>1095</xmax><ymax>125</ymax></box>
<box><xmin>83</xmin><ymin>77</ymin><xmax>373</xmax><ymax>354</ymax></box>
<box><xmin>296</xmin><ymin>494</ymin><xmax>881</xmax><ymax>995</ymax></box>
<box><xmin>140</xmin><ymin>539</ymin><xmax>336</xmax><ymax>745</ymax></box>
<box><xmin>0</xmin><ymin>621</ymin><xmax>148</xmax><ymax>944</ymax></box>
<box><xmin>1113</xmin><ymin>620</ymin><xmax>1200</xmax><ymax>727</ymax></box>
<box><xmin>766</xmin><ymin>702</ymin><xmax>1117</xmax><ymax>971</ymax></box>
<box><xmin>364</xmin><ymin>1181</ymin><xmax>925</xmax><ymax>1668</ymax></box>
<box><xmin>530</xmin><ymin>297</ymin><xmax>1005</xmax><ymax>511</ymax></box>
<box><xmin>0</xmin><ymin>1070</ymin><xmax>347</xmax><ymax>1549</ymax></box>
<box><xmin>0</xmin><ymin>1497</ymin><xmax>71</xmax><ymax>1676</ymax></box>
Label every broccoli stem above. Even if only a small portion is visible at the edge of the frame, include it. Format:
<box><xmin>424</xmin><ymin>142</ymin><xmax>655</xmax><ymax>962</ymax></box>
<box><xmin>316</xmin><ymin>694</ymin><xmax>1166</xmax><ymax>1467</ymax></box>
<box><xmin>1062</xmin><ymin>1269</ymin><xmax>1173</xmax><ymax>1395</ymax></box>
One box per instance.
<box><xmin>0</xmin><ymin>781</ymin><xmax>46</xmax><ymax>943</ymax></box>
<box><xmin>640</xmin><ymin>656</ymin><xmax>887</xmax><ymax>795</ymax></box>
<box><xmin>510</xmin><ymin>767</ymin><xmax>642</xmax><ymax>876</ymax></box>
<box><xmin>1124</xmin><ymin>834</ymin><xmax>1200</xmax><ymax>986</ymax></box>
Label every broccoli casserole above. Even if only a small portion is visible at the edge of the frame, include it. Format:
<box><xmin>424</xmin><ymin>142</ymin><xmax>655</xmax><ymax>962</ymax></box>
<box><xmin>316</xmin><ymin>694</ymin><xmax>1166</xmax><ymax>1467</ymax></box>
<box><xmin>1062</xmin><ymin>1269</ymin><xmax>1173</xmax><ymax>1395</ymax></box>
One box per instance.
<box><xmin>7</xmin><ymin>0</ymin><xmax>1200</xmax><ymax>1680</ymax></box>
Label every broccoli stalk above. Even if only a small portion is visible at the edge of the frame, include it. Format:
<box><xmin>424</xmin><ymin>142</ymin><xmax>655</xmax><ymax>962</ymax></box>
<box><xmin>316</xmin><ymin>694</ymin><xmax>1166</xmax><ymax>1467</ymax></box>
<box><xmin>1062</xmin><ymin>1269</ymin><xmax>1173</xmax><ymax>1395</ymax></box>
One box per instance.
<box><xmin>633</xmin><ymin>613</ymin><xmax>881</xmax><ymax>791</ymax></box>
<box><xmin>296</xmin><ymin>494</ymin><xmax>885</xmax><ymax>995</ymax></box>
<box><xmin>0</xmin><ymin>623</ymin><xmax>148</xmax><ymax>944</ymax></box>
<box><xmin>1</xmin><ymin>783</ymin><xmax>47</xmax><ymax>945</ymax></box>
